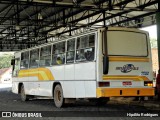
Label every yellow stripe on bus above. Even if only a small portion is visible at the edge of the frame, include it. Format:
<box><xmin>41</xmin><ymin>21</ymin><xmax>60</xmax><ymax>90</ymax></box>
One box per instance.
<box><xmin>19</xmin><ymin>71</ymin><xmax>48</xmax><ymax>80</ymax></box>
<box><xmin>96</xmin><ymin>88</ymin><xmax>155</xmax><ymax>97</ymax></box>
<box><xmin>103</xmin><ymin>75</ymin><xmax>149</xmax><ymax>81</ymax></box>
<box><xmin>18</xmin><ymin>68</ymin><xmax>55</xmax><ymax>80</ymax></box>
<box><xmin>109</xmin><ymin>57</ymin><xmax>149</xmax><ymax>62</ymax></box>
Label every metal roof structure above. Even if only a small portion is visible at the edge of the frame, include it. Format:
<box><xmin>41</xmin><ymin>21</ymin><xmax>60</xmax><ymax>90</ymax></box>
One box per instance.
<box><xmin>0</xmin><ymin>0</ymin><xmax>158</xmax><ymax>51</ymax></box>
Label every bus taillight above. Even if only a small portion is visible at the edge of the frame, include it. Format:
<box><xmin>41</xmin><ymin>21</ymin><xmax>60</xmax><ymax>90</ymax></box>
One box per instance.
<box><xmin>144</xmin><ymin>81</ymin><xmax>153</xmax><ymax>87</ymax></box>
<box><xmin>99</xmin><ymin>82</ymin><xmax>110</xmax><ymax>87</ymax></box>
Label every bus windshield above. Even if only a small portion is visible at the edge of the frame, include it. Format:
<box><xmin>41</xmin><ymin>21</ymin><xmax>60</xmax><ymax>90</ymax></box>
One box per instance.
<box><xmin>107</xmin><ymin>30</ymin><xmax>148</xmax><ymax>57</ymax></box>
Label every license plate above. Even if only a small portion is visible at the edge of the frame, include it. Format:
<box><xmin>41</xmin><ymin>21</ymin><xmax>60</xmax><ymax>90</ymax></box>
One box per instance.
<box><xmin>122</xmin><ymin>81</ymin><xmax>132</xmax><ymax>85</ymax></box>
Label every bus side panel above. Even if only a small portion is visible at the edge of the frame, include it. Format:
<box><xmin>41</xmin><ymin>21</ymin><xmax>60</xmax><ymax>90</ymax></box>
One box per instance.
<box><xmin>18</xmin><ymin>75</ymin><xmax>37</xmax><ymax>95</ymax></box>
<box><xmin>21</xmin><ymin>80</ymin><xmax>97</xmax><ymax>98</ymax></box>
<box><xmin>75</xmin><ymin>62</ymin><xmax>96</xmax><ymax>80</ymax></box>
<box><xmin>75</xmin><ymin>81</ymin><xmax>85</xmax><ymax>97</ymax></box>
<box><xmin>25</xmin><ymin>81</ymin><xmax>36</xmax><ymax>95</ymax></box>
<box><xmin>84</xmin><ymin>81</ymin><xmax>96</xmax><ymax>97</ymax></box>
<box><xmin>35</xmin><ymin>81</ymin><xmax>54</xmax><ymax>96</ymax></box>
<box><xmin>51</xmin><ymin>66</ymin><xmax>65</xmax><ymax>80</ymax></box>
<box><xmin>62</xmin><ymin>81</ymin><xmax>96</xmax><ymax>98</ymax></box>
<box><xmin>64</xmin><ymin>64</ymin><xmax>75</xmax><ymax>80</ymax></box>
<box><xmin>62</xmin><ymin>81</ymin><xmax>75</xmax><ymax>98</ymax></box>
<box><xmin>12</xmin><ymin>80</ymin><xmax>19</xmax><ymax>94</ymax></box>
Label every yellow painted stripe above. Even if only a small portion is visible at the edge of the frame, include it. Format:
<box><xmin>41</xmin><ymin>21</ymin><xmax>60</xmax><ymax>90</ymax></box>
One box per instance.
<box><xmin>18</xmin><ymin>68</ymin><xmax>55</xmax><ymax>80</ymax></box>
<box><xmin>96</xmin><ymin>88</ymin><xmax>155</xmax><ymax>97</ymax></box>
<box><xmin>19</xmin><ymin>71</ymin><xmax>48</xmax><ymax>80</ymax></box>
<box><xmin>103</xmin><ymin>75</ymin><xmax>149</xmax><ymax>81</ymax></box>
<box><xmin>109</xmin><ymin>57</ymin><xmax>149</xmax><ymax>62</ymax></box>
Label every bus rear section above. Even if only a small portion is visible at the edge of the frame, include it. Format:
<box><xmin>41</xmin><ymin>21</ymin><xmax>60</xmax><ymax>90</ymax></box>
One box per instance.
<box><xmin>96</xmin><ymin>27</ymin><xmax>155</xmax><ymax>98</ymax></box>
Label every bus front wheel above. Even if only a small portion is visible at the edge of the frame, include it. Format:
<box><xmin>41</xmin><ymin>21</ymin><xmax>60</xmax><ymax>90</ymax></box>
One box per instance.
<box><xmin>20</xmin><ymin>84</ymin><xmax>29</xmax><ymax>101</ymax></box>
<box><xmin>54</xmin><ymin>84</ymin><xmax>64</xmax><ymax>108</ymax></box>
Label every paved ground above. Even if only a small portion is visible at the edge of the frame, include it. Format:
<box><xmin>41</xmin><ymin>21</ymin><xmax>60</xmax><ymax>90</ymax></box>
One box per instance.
<box><xmin>0</xmin><ymin>84</ymin><xmax>160</xmax><ymax>119</ymax></box>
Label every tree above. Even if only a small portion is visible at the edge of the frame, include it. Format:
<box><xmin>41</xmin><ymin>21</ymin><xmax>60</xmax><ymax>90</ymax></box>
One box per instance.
<box><xmin>150</xmin><ymin>38</ymin><xmax>157</xmax><ymax>48</ymax></box>
<box><xmin>0</xmin><ymin>53</ymin><xmax>13</xmax><ymax>69</ymax></box>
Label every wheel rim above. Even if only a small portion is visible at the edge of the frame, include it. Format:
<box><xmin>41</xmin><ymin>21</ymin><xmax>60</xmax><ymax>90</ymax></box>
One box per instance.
<box><xmin>57</xmin><ymin>91</ymin><xmax>61</xmax><ymax>102</ymax></box>
<box><xmin>54</xmin><ymin>85</ymin><xmax>64</xmax><ymax>108</ymax></box>
<box><xmin>55</xmin><ymin>89</ymin><xmax>62</xmax><ymax>103</ymax></box>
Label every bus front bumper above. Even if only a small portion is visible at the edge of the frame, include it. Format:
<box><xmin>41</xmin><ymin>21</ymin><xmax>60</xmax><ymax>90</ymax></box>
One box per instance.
<box><xmin>96</xmin><ymin>88</ymin><xmax>155</xmax><ymax>98</ymax></box>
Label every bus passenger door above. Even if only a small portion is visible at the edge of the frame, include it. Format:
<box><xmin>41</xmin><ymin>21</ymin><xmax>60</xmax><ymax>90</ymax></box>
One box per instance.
<box><xmin>12</xmin><ymin>58</ymin><xmax>20</xmax><ymax>93</ymax></box>
<box><xmin>12</xmin><ymin>58</ymin><xmax>20</xmax><ymax>78</ymax></box>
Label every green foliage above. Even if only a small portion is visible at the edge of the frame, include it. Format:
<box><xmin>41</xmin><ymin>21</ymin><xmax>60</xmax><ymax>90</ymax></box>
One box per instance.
<box><xmin>150</xmin><ymin>38</ymin><xmax>157</xmax><ymax>48</ymax></box>
<box><xmin>0</xmin><ymin>54</ymin><xmax>13</xmax><ymax>69</ymax></box>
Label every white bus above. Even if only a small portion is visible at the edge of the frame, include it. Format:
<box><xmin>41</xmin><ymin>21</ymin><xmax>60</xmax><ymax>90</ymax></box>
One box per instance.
<box><xmin>11</xmin><ymin>27</ymin><xmax>155</xmax><ymax>108</ymax></box>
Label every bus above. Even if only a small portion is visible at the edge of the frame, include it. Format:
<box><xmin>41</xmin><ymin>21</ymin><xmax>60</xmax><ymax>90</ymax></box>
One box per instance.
<box><xmin>11</xmin><ymin>27</ymin><xmax>155</xmax><ymax>108</ymax></box>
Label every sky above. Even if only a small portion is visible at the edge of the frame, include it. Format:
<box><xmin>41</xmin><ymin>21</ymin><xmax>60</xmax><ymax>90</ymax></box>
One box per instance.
<box><xmin>141</xmin><ymin>25</ymin><xmax>157</xmax><ymax>39</ymax></box>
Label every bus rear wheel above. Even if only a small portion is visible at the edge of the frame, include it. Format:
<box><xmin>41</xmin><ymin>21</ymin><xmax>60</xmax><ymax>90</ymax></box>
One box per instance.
<box><xmin>20</xmin><ymin>84</ymin><xmax>29</xmax><ymax>101</ymax></box>
<box><xmin>54</xmin><ymin>84</ymin><xmax>64</xmax><ymax>108</ymax></box>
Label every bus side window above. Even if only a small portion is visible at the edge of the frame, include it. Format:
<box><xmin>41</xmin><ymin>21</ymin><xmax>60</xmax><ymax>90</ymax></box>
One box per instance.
<box><xmin>86</xmin><ymin>34</ymin><xmax>95</xmax><ymax>61</ymax></box>
<box><xmin>52</xmin><ymin>42</ymin><xmax>65</xmax><ymax>65</ymax></box>
<box><xmin>66</xmin><ymin>39</ymin><xmax>75</xmax><ymax>63</ymax></box>
<box><xmin>20</xmin><ymin>52</ymin><xmax>29</xmax><ymax>69</ymax></box>
<box><xmin>40</xmin><ymin>45</ymin><xmax>51</xmax><ymax>66</ymax></box>
<box><xmin>13</xmin><ymin>58</ymin><xmax>20</xmax><ymax>77</ymax></box>
<box><xmin>76</xmin><ymin>34</ymin><xmax>95</xmax><ymax>62</ymax></box>
<box><xmin>30</xmin><ymin>49</ymin><xmax>39</xmax><ymax>68</ymax></box>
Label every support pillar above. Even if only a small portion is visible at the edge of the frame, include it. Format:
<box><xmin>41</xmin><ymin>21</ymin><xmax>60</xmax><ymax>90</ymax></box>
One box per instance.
<box><xmin>156</xmin><ymin>1</ymin><xmax>160</xmax><ymax>73</ymax></box>
<box><xmin>156</xmin><ymin>8</ymin><xmax>160</xmax><ymax>100</ymax></box>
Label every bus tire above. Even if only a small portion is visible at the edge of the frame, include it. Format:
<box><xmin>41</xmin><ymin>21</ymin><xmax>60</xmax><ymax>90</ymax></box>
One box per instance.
<box><xmin>54</xmin><ymin>84</ymin><xmax>64</xmax><ymax>108</ymax></box>
<box><xmin>20</xmin><ymin>84</ymin><xmax>29</xmax><ymax>101</ymax></box>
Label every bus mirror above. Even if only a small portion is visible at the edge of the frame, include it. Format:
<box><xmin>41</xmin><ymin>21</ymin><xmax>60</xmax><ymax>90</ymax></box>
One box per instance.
<box><xmin>11</xmin><ymin>59</ymin><xmax>15</xmax><ymax>65</ymax></box>
<box><xmin>103</xmin><ymin>56</ymin><xmax>109</xmax><ymax>74</ymax></box>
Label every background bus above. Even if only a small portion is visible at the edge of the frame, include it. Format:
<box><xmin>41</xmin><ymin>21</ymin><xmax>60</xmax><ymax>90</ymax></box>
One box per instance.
<box><xmin>11</xmin><ymin>27</ymin><xmax>154</xmax><ymax>108</ymax></box>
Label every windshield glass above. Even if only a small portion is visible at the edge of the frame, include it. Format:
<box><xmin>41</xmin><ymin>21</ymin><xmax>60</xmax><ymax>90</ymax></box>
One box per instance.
<box><xmin>107</xmin><ymin>31</ymin><xmax>148</xmax><ymax>56</ymax></box>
